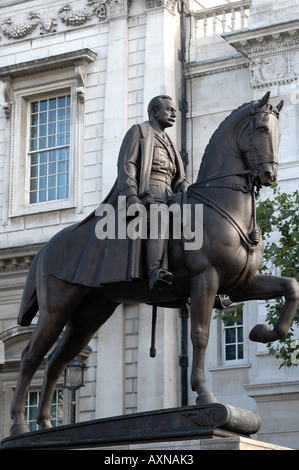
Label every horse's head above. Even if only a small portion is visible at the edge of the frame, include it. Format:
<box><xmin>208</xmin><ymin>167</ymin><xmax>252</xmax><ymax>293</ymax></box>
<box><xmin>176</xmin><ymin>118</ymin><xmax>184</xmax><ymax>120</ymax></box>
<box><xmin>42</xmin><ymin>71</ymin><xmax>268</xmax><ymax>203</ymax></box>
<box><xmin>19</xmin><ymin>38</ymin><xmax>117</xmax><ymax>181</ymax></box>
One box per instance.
<box><xmin>238</xmin><ymin>91</ymin><xmax>283</xmax><ymax>189</ymax></box>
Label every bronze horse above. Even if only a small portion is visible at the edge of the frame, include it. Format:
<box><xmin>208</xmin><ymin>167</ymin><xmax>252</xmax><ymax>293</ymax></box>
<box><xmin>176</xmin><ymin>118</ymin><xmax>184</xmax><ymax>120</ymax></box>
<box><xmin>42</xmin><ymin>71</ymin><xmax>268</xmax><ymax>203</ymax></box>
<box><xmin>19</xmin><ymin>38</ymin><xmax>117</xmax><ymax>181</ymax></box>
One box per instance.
<box><xmin>10</xmin><ymin>92</ymin><xmax>299</xmax><ymax>435</ymax></box>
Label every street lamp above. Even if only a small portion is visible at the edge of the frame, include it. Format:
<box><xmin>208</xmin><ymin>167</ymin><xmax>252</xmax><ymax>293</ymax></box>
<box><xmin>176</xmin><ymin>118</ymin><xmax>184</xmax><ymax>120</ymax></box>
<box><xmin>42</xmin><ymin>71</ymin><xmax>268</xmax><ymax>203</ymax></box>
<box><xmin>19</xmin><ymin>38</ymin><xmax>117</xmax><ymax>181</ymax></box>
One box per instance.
<box><xmin>63</xmin><ymin>358</ymin><xmax>87</xmax><ymax>424</ymax></box>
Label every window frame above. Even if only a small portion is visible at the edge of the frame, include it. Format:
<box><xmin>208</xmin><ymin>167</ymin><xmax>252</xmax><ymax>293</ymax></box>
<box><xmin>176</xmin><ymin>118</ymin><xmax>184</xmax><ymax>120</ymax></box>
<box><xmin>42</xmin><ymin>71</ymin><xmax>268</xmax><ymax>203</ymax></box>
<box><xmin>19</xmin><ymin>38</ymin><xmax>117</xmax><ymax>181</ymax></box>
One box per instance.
<box><xmin>222</xmin><ymin>311</ymin><xmax>244</xmax><ymax>365</ymax></box>
<box><xmin>28</xmin><ymin>93</ymin><xmax>71</xmax><ymax>205</ymax></box>
<box><xmin>10</xmin><ymin>80</ymin><xmax>78</xmax><ymax>217</ymax></box>
<box><xmin>0</xmin><ymin>49</ymin><xmax>97</xmax><ymax>223</ymax></box>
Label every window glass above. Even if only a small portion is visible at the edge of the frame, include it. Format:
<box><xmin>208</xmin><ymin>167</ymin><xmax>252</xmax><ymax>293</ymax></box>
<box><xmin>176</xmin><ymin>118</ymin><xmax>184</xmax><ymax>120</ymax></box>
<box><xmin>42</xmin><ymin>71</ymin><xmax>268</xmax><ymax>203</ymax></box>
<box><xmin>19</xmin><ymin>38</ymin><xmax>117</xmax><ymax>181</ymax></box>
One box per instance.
<box><xmin>29</xmin><ymin>95</ymin><xmax>71</xmax><ymax>204</ymax></box>
<box><xmin>223</xmin><ymin>311</ymin><xmax>244</xmax><ymax>362</ymax></box>
<box><xmin>25</xmin><ymin>389</ymin><xmax>64</xmax><ymax>431</ymax></box>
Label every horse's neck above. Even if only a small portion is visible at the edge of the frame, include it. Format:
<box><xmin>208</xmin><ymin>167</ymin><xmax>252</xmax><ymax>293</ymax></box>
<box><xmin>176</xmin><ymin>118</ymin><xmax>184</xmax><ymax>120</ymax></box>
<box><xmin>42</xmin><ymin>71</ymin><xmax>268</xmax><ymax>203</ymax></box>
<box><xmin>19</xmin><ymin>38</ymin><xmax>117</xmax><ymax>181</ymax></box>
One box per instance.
<box><xmin>196</xmin><ymin>149</ymin><xmax>254</xmax><ymax>232</ymax></box>
<box><xmin>197</xmin><ymin>140</ymin><xmax>244</xmax><ymax>182</ymax></box>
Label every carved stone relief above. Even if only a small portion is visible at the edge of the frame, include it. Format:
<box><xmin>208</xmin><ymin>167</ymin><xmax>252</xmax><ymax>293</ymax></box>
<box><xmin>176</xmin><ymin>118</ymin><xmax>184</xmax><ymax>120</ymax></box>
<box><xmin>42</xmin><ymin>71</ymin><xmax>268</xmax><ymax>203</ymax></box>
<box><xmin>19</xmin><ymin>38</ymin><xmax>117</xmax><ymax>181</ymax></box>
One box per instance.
<box><xmin>250</xmin><ymin>54</ymin><xmax>288</xmax><ymax>86</ymax></box>
<box><xmin>249</xmin><ymin>50</ymin><xmax>299</xmax><ymax>87</ymax></box>
<box><xmin>0</xmin><ymin>79</ymin><xmax>12</xmax><ymax>118</ymax></box>
<box><xmin>1</xmin><ymin>12</ymin><xmax>40</xmax><ymax>40</ymax></box>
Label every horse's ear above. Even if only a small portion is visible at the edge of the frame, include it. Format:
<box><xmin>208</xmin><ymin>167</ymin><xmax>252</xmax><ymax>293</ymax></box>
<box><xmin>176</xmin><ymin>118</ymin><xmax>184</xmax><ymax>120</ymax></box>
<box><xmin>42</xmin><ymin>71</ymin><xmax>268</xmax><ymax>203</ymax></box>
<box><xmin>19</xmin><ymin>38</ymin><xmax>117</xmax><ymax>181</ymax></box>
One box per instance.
<box><xmin>258</xmin><ymin>91</ymin><xmax>271</xmax><ymax>108</ymax></box>
<box><xmin>276</xmin><ymin>100</ymin><xmax>284</xmax><ymax>112</ymax></box>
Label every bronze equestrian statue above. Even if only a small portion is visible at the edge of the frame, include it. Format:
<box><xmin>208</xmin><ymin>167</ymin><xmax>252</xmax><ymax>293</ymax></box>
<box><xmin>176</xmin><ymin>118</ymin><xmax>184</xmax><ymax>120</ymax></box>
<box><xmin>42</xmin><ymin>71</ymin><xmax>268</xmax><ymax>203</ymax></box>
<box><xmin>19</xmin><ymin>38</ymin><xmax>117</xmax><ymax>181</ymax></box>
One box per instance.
<box><xmin>10</xmin><ymin>92</ymin><xmax>299</xmax><ymax>435</ymax></box>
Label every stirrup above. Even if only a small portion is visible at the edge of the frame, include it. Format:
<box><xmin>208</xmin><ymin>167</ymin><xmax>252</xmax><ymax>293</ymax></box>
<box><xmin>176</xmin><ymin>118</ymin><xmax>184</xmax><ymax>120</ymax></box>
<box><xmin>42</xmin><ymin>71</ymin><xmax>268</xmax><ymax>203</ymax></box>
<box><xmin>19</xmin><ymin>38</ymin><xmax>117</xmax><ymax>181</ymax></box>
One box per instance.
<box><xmin>149</xmin><ymin>268</ymin><xmax>173</xmax><ymax>290</ymax></box>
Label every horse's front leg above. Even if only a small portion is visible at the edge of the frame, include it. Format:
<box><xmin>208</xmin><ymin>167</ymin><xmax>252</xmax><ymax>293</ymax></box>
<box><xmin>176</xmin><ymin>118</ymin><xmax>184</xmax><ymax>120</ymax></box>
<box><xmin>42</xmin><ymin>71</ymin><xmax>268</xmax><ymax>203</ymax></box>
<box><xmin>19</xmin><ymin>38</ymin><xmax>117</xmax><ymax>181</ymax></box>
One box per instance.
<box><xmin>230</xmin><ymin>274</ymin><xmax>299</xmax><ymax>343</ymax></box>
<box><xmin>190</xmin><ymin>268</ymin><xmax>220</xmax><ymax>405</ymax></box>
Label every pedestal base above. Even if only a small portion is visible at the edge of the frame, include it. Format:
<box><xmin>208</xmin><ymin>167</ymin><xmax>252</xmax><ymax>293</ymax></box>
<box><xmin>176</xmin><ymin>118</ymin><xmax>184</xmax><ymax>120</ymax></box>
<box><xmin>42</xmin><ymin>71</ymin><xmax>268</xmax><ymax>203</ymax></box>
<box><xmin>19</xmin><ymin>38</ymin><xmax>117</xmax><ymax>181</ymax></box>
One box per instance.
<box><xmin>94</xmin><ymin>436</ymin><xmax>292</xmax><ymax>451</ymax></box>
<box><xmin>0</xmin><ymin>403</ymin><xmax>288</xmax><ymax>450</ymax></box>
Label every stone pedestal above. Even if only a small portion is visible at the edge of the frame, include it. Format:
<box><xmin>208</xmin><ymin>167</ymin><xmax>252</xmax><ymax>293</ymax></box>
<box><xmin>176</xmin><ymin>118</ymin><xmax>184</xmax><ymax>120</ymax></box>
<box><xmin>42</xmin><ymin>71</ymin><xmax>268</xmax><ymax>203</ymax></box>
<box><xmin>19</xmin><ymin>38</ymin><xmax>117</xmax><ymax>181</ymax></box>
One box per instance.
<box><xmin>0</xmin><ymin>403</ymin><xmax>266</xmax><ymax>450</ymax></box>
<box><xmin>96</xmin><ymin>437</ymin><xmax>292</xmax><ymax>451</ymax></box>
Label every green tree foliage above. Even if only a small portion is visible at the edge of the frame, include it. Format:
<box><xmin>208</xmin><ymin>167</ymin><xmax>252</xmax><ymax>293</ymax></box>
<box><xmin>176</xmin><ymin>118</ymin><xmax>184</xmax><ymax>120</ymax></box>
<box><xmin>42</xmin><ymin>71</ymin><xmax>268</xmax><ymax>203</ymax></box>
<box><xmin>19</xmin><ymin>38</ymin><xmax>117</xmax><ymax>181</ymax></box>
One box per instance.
<box><xmin>257</xmin><ymin>184</ymin><xmax>299</xmax><ymax>368</ymax></box>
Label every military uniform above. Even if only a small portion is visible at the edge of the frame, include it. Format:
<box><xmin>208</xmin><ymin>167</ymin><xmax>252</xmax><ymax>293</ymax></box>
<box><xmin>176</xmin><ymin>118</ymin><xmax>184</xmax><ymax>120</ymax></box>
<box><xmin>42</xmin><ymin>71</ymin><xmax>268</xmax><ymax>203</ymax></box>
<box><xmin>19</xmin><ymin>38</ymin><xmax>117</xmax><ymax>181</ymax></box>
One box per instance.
<box><xmin>117</xmin><ymin>122</ymin><xmax>189</xmax><ymax>289</ymax></box>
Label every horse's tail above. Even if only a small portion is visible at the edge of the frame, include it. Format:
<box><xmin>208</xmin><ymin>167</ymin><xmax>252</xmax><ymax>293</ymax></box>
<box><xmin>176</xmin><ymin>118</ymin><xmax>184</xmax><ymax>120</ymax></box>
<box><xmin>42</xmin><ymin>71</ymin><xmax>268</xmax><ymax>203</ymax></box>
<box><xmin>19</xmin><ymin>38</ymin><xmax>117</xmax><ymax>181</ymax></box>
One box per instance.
<box><xmin>17</xmin><ymin>250</ymin><xmax>40</xmax><ymax>326</ymax></box>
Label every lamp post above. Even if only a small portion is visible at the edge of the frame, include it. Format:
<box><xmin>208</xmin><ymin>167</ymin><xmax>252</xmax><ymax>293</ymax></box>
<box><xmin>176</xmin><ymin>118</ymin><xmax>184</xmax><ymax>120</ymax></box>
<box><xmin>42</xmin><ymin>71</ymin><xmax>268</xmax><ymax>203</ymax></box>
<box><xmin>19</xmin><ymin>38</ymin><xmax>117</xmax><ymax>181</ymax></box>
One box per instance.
<box><xmin>63</xmin><ymin>358</ymin><xmax>87</xmax><ymax>424</ymax></box>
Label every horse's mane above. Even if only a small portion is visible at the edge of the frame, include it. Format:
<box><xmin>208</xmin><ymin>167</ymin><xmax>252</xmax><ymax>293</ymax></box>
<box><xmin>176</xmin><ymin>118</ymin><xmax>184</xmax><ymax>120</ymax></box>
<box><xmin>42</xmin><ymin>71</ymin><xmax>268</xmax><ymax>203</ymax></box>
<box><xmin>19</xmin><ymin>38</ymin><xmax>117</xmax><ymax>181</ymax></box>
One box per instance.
<box><xmin>198</xmin><ymin>100</ymin><xmax>254</xmax><ymax>174</ymax></box>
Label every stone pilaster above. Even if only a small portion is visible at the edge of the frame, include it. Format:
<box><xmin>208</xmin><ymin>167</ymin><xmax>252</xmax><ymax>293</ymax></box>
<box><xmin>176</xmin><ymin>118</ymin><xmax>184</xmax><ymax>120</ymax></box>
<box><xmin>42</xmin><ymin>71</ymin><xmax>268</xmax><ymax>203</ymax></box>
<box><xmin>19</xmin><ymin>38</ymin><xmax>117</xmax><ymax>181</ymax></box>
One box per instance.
<box><xmin>143</xmin><ymin>0</ymin><xmax>179</xmax><ymax>134</ymax></box>
<box><xmin>101</xmin><ymin>13</ymin><xmax>128</xmax><ymax>198</ymax></box>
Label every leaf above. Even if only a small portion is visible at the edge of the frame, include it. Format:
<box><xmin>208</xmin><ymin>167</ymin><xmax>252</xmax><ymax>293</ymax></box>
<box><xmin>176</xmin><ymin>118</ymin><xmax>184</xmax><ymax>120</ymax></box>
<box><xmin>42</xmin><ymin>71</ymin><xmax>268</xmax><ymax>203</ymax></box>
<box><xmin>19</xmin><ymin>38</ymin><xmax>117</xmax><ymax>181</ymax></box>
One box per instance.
<box><xmin>257</xmin><ymin>188</ymin><xmax>299</xmax><ymax>368</ymax></box>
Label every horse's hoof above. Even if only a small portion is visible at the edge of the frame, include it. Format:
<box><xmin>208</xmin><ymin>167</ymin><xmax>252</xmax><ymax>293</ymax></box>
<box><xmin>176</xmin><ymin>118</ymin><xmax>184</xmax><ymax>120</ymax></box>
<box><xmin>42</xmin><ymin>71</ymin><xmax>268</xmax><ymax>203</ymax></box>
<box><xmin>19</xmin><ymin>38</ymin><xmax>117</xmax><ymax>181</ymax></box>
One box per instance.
<box><xmin>10</xmin><ymin>422</ymin><xmax>30</xmax><ymax>436</ymax></box>
<box><xmin>196</xmin><ymin>392</ymin><xmax>219</xmax><ymax>406</ymax></box>
<box><xmin>249</xmin><ymin>323</ymin><xmax>278</xmax><ymax>343</ymax></box>
<box><xmin>37</xmin><ymin>419</ymin><xmax>53</xmax><ymax>429</ymax></box>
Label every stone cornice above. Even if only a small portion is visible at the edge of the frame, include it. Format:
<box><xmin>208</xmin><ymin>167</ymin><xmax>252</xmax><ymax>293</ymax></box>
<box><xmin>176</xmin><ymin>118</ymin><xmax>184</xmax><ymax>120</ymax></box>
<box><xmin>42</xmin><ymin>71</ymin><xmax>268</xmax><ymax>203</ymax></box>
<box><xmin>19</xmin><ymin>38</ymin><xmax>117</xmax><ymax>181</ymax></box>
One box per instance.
<box><xmin>223</xmin><ymin>19</ymin><xmax>299</xmax><ymax>88</ymax></box>
<box><xmin>0</xmin><ymin>243</ymin><xmax>44</xmax><ymax>274</ymax></box>
<box><xmin>0</xmin><ymin>0</ymin><xmax>35</xmax><ymax>8</ymax></box>
<box><xmin>0</xmin><ymin>48</ymin><xmax>97</xmax><ymax>80</ymax></box>
<box><xmin>186</xmin><ymin>53</ymin><xmax>249</xmax><ymax>80</ymax></box>
<box><xmin>245</xmin><ymin>381</ymin><xmax>299</xmax><ymax>402</ymax></box>
<box><xmin>223</xmin><ymin>19</ymin><xmax>299</xmax><ymax>57</ymax></box>
<box><xmin>0</xmin><ymin>48</ymin><xmax>96</xmax><ymax>117</ymax></box>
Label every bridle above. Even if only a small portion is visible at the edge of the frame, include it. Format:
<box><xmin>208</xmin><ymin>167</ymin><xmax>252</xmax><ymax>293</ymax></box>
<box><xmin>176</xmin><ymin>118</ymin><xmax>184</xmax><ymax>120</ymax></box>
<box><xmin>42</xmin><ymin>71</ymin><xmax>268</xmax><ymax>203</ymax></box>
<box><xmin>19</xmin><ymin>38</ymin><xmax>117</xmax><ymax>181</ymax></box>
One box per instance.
<box><xmin>188</xmin><ymin>103</ymin><xmax>281</xmax><ymax>248</ymax></box>
<box><xmin>194</xmin><ymin>104</ymin><xmax>279</xmax><ymax>193</ymax></box>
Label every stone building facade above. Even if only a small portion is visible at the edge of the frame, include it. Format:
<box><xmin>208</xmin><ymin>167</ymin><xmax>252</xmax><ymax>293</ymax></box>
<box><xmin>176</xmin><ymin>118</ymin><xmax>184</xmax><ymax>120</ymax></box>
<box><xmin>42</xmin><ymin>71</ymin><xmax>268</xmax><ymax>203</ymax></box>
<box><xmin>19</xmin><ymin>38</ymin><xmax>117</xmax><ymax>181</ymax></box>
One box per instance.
<box><xmin>0</xmin><ymin>0</ymin><xmax>298</xmax><ymax>449</ymax></box>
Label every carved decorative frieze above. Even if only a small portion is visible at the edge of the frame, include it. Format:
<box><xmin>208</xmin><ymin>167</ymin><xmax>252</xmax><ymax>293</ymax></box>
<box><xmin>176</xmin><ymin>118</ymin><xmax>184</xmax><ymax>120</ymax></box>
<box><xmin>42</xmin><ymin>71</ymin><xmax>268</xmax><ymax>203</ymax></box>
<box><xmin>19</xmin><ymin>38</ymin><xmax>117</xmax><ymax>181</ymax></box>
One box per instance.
<box><xmin>1</xmin><ymin>12</ymin><xmax>40</xmax><ymax>39</ymax></box>
<box><xmin>0</xmin><ymin>1</ymin><xmax>132</xmax><ymax>42</ymax></box>
<box><xmin>58</xmin><ymin>4</ymin><xmax>94</xmax><ymax>26</ymax></box>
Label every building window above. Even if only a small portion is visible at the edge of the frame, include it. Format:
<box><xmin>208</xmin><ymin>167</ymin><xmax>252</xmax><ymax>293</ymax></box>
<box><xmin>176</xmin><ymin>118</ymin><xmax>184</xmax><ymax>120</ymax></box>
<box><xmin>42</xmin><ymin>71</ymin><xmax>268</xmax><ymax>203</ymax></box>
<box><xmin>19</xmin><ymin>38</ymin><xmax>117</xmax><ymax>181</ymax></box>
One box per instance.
<box><xmin>25</xmin><ymin>389</ymin><xmax>64</xmax><ymax>431</ymax></box>
<box><xmin>29</xmin><ymin>95</ymin><xmax>71</xmax><ymax>204</ymax></box>
<box><xmin>223</xmin><ymin>310</ymin><xmax>244</xmax><ymax>363</ymax></box>
<box><xmin>1</xmin><ymin>49</ymin><xmax>96</xmax><ymax>221</ymax></box>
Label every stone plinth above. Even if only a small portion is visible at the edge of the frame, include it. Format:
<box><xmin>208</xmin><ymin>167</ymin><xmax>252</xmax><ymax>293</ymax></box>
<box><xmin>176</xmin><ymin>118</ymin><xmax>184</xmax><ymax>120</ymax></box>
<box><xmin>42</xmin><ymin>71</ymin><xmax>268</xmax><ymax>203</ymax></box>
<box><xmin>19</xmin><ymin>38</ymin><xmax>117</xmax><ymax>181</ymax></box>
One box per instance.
<box><xmin>1</xmin><ymin>403</ymin><xmax>263</xmax><ymax>450</ymax></box>
<box><xmin>93</xmin><ymin>437</ymin><xmax>292</xmax><ymax>451</ymax></box>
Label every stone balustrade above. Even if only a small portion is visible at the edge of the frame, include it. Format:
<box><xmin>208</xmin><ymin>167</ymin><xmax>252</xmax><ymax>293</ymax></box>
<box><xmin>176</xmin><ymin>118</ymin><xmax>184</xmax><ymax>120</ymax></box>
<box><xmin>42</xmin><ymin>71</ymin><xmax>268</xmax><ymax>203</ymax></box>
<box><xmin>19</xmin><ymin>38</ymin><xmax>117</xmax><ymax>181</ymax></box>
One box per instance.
<box><xmin>191</xmin><ymin>0</ymin><xmax>251</xmax><ymax>37</ymax></box>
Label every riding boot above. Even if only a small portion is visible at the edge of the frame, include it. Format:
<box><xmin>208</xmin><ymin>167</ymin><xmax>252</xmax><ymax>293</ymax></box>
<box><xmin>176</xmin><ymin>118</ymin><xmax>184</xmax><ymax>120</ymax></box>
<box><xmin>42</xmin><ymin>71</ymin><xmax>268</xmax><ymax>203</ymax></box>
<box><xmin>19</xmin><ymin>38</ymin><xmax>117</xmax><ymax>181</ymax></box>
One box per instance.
<box><xmin>147</xmin><ymin>238</ymin><xmax>173</xmax><ymax>290</ymax></box>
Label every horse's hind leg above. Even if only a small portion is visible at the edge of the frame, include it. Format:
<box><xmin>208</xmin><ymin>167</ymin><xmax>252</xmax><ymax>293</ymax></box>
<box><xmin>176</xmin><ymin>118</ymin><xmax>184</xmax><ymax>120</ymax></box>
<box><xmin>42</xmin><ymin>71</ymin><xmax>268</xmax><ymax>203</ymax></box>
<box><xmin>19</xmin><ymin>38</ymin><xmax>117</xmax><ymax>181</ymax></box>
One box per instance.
<box><xmin>10</xmin><ymin>307</ymin><xmax>71</xmax><ymax>435</ymax></box>
<box><xmin>36</xmin><ymin>298</ymin><xmax>118</xmax><ymax>429</ymax></box>
<box><xmin>10</xmin><ymin>276</ymin><xmax>84</xmax><ymax>435</ymax></box>
<box><xmin>190</xmin><ymin>268</ymin><xmax>220</xmax><ymax>405</ymax></box>
<box><xmin>230</xmin><ymin>274</ymin><xmax>299</xmax><ymax>343</ymax></box>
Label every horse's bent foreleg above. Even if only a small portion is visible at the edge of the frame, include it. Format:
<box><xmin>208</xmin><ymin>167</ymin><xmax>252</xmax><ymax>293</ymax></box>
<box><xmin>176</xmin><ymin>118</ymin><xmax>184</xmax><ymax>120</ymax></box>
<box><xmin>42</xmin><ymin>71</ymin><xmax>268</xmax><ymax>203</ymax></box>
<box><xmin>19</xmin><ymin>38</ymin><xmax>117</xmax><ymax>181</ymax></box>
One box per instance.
<box><xmin>190</xmin><ymin>268</ymin><xmax>220</xmax><ymax>405</ymax></box>
<box><xmin>230</xmin><ymin>274</ymin><xmax>299</xmax><ymax>343</ymax></box>
<box><xmin>36</xmin><ymin>299</ymin><xmax>118</xmax><ymax>429</ymax></box>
